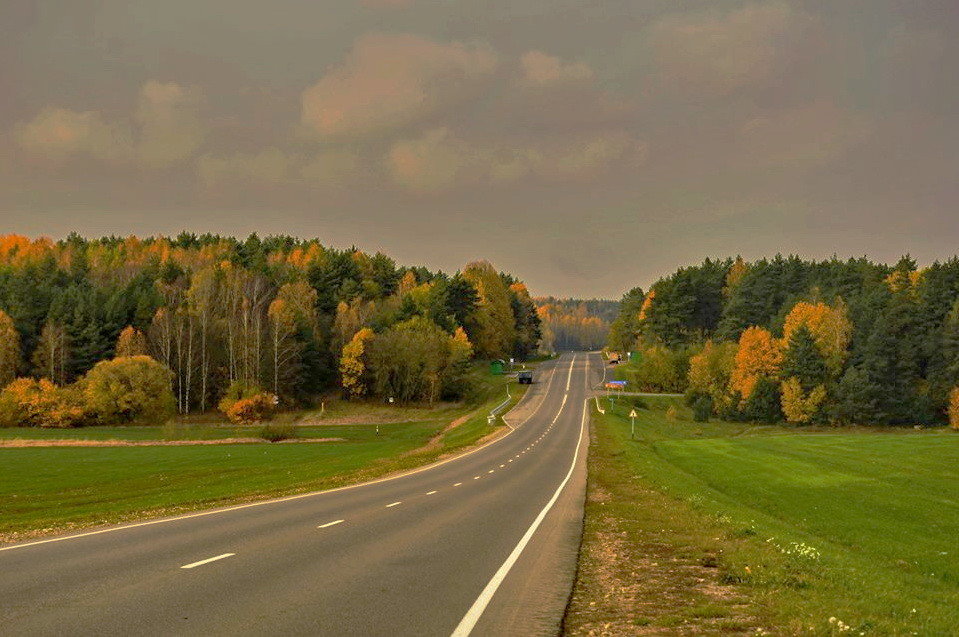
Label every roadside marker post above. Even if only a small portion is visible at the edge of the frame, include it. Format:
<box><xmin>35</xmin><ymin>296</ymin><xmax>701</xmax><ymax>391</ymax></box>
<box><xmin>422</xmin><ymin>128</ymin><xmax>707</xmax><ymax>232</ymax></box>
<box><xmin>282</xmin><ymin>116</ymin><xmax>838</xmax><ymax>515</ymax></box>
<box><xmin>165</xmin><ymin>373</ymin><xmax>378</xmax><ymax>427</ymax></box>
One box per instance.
<box><xmin>629</xmin><ymin>409</ymin><xmax>637</xmax><ymax>440</ymax></box>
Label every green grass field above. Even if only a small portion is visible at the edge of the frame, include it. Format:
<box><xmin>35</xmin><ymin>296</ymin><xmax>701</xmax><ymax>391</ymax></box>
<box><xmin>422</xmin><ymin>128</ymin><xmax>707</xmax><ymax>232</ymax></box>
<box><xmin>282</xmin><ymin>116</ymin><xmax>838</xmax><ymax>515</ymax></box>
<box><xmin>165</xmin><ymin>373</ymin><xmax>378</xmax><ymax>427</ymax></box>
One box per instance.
<box><xmin>0</xmin><ymin>369</ymin><xmax>531</xmax><ymax>541</ymax></box>
<box><xmin>567</xmin><ymin>395</ymin><xmax>959</xmax><ymax>635</ymax></box>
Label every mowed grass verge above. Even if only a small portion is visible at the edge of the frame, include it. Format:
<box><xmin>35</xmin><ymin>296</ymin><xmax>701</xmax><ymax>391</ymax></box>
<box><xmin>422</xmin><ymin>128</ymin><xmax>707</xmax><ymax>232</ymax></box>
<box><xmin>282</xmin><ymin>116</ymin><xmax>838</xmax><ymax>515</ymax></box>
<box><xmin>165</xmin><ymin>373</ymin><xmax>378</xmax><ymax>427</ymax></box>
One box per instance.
<box><xmin>0</xmin><ymin>370</ymin><xmax>535</xmax><ymax>542</ymax></box>
<box><xmin>565</xmin><ymin>396</ymin><xmax>959</xmax><ymax>635</ymax></box>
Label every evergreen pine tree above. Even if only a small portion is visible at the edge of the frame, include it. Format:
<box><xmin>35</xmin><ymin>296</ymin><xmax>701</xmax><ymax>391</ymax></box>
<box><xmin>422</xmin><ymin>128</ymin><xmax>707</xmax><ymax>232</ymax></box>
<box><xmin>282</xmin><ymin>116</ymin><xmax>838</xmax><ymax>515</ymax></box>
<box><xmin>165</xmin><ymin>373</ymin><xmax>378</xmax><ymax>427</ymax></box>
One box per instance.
<box><xmin>833</xmin><ymin>364</ymin><xmax>882</xmax><ymax>424</ymax></box>
<box><xmin>741</xmin><ymin>376</ymin><xmax>783</xmax><ymax>423</ymax></box>
<box><xmin>780</xmin><ymin>324</ymin><xmax>828</xmax><ymax>391</ymax></box>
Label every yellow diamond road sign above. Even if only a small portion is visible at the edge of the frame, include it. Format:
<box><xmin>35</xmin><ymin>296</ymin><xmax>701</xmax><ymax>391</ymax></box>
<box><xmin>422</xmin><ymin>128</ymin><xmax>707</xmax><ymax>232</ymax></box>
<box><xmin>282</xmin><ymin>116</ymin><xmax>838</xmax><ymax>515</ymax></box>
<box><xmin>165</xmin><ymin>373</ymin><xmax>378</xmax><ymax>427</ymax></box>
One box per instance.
<box><xmin>629</xmin><ymin>409</ymin><xmax>637</xmax><ymax>418</ymax></box>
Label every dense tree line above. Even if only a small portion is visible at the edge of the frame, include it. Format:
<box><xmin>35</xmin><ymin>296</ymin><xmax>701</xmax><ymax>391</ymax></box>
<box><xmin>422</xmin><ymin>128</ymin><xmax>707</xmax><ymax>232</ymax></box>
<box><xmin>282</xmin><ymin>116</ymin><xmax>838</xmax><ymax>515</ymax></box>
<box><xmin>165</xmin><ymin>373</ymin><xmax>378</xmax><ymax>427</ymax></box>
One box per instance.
<box><xmin>0</xmin><ymin>234</ymin><xmax>540</xmax><ymax>426</ymax></box>
<box><xmin>608</xmin><ymin>255</ymin><xmax>959</xmax><ymax>427</ymax></box>
<box><xmin>535</xmin><ymin>298</ymin><xmax>617</xmax><ymax>352</ymax></box>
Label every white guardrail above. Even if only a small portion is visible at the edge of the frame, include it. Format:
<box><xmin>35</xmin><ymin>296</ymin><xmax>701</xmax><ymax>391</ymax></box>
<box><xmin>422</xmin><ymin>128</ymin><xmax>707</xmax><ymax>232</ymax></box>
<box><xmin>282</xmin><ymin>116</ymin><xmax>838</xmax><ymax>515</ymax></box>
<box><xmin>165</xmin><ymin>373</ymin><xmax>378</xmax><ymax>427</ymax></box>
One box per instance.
<box><xmin>487</xmin><ymin>383</ymin><xmax>513</xmax><ymax>424</ymax></box>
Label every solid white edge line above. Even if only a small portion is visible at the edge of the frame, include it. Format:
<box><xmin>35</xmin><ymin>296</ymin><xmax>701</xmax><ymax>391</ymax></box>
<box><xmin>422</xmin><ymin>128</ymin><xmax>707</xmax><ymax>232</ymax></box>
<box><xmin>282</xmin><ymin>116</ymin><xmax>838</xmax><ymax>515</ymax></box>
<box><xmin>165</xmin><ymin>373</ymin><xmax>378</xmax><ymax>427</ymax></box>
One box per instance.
<box><xmin>0</xmin><ymin>356</ymin><xmax>569</xmax><ymax>554</ymax></box>
<box><xmin>318</xmin><ymin>520</ymin><xmax>345</xmax><ymax>529</ymax></box>
<box><xmin>450</xmin><ymin>394</ymin><xmax>589</xmax><ymax>637</ymax></box>
<box><xmin>180</xmin><ymin>553</ymin><xmax>235</xmax><ymax>569</ymax></box>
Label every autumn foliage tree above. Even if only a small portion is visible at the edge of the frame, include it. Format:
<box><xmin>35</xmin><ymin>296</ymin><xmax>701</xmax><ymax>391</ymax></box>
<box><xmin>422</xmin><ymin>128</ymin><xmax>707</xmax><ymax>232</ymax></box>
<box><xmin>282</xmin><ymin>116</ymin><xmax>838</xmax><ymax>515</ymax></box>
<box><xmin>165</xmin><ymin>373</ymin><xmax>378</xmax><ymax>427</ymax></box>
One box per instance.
<box><xmin>462</xmin><ymin>261</ymin><xmax>516</xmax><ymax>359</ymax></box>
<box><xmin>366</xmin><ymin>317</ymin><xmax>476</xmax><ymax>404</ymax></box>
<box><xmin>0</xmin><ymin>233</ymin><xmax>536</xmax><ymax>417</ymax></box>
<box><xmin>267</xmin><ymin>281</ymin><xmax>318</xmax><ymax>398</ymax></box>
<box><xmin>613</xmin><ymin>253</ymin><xmax>959</xmax><ymax>426</ymax></box>
<box><xmin>781</xmin><ymin>377</ymin><xmax>828</xmax><ymax>424</ymax></box>
<box><xmin>949</xmin><ymin>387</ymin><xmax>959</xmax><ymax>430</ymax></box>
<box><xmin>687</xmin><ymin>340</ymin><xmax>738</xmax><ymax>413</ymax></box>
<box><xmin>340</xmin><ymin>328</ymin><xmax>375</xmax><ymax>398</ymax></box>
<box><xmin>782</xmin><ymin>301</ymin><xmax>852</xmax><ymax>376</ymax></box>
<box><xmin>116</xmin><ymin>326</ymin><xmax>149</xmax><ymax>357</ymax></box>
<box><xmin>729</xmin><ymin>326</ymin><xmax>782</xmax><ymax>403</ymax></box>
<box><xmin>82</xmin><ymin>356</ymin><xmax>175</xmax><ymax>424</ymax></box>
<box><xmin>0</xmin><ymin>310</ymin><xmax>21</xmax><ymax>386</ymax></box>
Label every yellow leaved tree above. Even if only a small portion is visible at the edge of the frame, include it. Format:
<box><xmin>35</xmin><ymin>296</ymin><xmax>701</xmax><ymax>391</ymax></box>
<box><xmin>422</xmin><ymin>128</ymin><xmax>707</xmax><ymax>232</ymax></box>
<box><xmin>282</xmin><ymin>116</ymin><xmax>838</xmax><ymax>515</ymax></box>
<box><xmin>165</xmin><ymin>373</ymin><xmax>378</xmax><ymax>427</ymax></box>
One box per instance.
<box><xmin>781</xmin><ymin>301</ymin><xmax>852</xmax><ymax>376</ymax></box>
<box><xmin>83</xmin><ymin>356</ymin><xmax>175</xmax><ymax>424</ymax></box>
<box><xmin>340</xmin><ymin>328</ymin><xmax>375</xmax><ymax>398</ymax></box>
<box><xmin>116</xmin><ymin>326</ymin><xmax>149</xmax><ymax>357</ymax></box>
<box><xmin>688</xmin><ymin>340</ymin><xmax>739</xmax><ymax>410</ymax></box>
<box><xmin>781</xmin><ymin>377</ymin><xmax>828</xmax><ymax>424</ymax></box>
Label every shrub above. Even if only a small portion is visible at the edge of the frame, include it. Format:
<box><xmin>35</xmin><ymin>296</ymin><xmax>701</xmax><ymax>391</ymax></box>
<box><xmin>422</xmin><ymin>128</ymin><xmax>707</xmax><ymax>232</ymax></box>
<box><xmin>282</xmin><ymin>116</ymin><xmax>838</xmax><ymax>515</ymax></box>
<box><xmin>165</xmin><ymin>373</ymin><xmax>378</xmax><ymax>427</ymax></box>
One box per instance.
<box><xmin>0</xmin><ymin>389</ymin><xmax>22</xmax><ymax>427</ymax></box>
<box><xmin>224</xmin><ymin>393</ymin><xmax>278</xmax><ymax>424</ymax></box>
<box><xmin>258</xmin><ymin>422</ymin><xmax>295</xmax><ymax>442</ymax></box>
<box><xmin>217</xmin><ymin>380</ymin><xmax>263</xmax><ymax>414</ymax></box>
<box><xmin>83</xmin><ymin>356</ymin><xmax>175</xmax><ymax>424</ymax></box>
<box><xmin>0</xmin><ymin>378</ymin><xmax>88</xmax><ymax>427</ymax></box>
<box><xmin>41</xmin><ymin>384</ymin><xmax>87</xmax><ymax>428</ymax></box>
<box><xmin>692</xmin><ymin>395</ymin><xmax>713</xmax><ymax>422</ymax></box>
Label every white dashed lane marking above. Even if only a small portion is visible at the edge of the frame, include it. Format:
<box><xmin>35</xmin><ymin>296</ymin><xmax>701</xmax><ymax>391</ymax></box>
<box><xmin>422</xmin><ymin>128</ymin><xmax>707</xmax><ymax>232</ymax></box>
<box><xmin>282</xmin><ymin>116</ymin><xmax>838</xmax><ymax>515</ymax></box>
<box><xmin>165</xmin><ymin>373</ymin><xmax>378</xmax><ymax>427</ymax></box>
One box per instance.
<box><xmin>181</xmin><ymin>553</ymin><xmax>235</xmax><ymax>569</ymax></box>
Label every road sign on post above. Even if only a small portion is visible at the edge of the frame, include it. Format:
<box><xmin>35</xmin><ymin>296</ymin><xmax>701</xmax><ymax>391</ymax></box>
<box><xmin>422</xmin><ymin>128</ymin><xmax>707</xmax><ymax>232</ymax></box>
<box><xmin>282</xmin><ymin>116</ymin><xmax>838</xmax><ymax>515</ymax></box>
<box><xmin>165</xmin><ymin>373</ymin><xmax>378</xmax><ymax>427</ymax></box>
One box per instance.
<box><xmin>629</xmin><ymin>409</ymin><xmax>638</xmax><ymax>440</ymax></box>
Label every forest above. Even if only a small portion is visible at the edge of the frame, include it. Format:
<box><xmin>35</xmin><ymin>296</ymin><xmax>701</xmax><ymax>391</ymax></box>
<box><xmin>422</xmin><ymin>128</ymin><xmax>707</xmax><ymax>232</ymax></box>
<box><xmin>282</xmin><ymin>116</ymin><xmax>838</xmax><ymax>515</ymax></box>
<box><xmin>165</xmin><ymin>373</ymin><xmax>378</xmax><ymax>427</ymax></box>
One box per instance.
<box><xmin>0</xmin><ymin>234</ymin><xmax>541</xmax><ymax>427</ymax></box>
<box><xmin>535</xmin><ymin>297</ymin><xmax>617</xmax><ymax>352</ymax></box>
<box><xmin>607</xmin><ymin>255</ymin><xmax>959</xmax><ymax>428</ymax></box>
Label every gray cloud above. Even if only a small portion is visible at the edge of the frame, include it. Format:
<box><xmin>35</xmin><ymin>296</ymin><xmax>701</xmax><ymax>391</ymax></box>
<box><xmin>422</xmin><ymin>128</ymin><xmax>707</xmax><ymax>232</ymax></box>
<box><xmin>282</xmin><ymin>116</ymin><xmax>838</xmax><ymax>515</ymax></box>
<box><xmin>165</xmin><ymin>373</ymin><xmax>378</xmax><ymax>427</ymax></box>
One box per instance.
<box><xmin>647</xmin><ymin>1</ymin><xmax>822</xmax><ymax>98</ymax></box>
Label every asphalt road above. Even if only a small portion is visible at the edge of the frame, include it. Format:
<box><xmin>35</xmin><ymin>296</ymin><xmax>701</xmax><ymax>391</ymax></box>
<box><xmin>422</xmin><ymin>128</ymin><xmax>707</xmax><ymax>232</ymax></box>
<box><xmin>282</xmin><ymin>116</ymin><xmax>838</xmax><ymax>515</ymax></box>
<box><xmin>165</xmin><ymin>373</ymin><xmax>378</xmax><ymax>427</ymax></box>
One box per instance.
<box><xmin>0</xmin><ymin>352</ymin><xmax>601</xmax><ymax>636</ymax></box>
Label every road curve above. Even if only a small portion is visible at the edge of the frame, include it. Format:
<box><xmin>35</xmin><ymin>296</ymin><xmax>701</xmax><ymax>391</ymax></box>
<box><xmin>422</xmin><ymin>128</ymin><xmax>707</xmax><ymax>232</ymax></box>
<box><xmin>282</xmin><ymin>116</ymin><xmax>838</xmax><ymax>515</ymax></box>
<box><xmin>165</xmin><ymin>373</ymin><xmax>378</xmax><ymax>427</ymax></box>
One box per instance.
<box><xmin>0</xmin><ymin>353</ymin><xmax>601</xmax><ymax>636</ymax></box>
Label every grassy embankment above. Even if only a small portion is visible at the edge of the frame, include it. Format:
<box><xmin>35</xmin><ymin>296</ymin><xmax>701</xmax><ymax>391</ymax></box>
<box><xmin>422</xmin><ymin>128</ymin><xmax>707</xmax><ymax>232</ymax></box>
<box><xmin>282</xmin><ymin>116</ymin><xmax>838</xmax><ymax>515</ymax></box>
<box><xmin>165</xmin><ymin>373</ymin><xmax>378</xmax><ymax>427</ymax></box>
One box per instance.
<box><xmin>565</xmin><ymin>395</ymin><xmax>959</xmax><ymax>635</ymax></box>
<box><xmin>0</xmin><ymin>365</ymin><xmax>535</xmax><ymax>541</ymax></box>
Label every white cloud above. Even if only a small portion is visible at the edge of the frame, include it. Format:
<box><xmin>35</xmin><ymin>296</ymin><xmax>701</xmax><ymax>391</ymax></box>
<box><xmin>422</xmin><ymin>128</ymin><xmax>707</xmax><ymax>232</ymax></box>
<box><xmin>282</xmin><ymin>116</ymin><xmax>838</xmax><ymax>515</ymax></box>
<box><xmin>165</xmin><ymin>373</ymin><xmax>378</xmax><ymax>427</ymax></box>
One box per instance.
<box><xmin>136</xmin><ymin>80</ymin><xmax>205</xmax><ymax>168</ymax></box>
<box><xmin>16</xmin><ymin>107</ymin><xmax>135</xmax><ymax>164</ymax></box>
<box><xmin>301</xmin><ymin>33</ymin><xmax>498</xmax><ymax>138</ymax></box>
<box><xmin>16</xmin><ymin>81</ymin><xmax>204</xmax><ymax>169</ymax></box>
<box><xmin>520</xmin><ymin>51</ymin><xmax>593</xmax><ymax>86</ymax></box>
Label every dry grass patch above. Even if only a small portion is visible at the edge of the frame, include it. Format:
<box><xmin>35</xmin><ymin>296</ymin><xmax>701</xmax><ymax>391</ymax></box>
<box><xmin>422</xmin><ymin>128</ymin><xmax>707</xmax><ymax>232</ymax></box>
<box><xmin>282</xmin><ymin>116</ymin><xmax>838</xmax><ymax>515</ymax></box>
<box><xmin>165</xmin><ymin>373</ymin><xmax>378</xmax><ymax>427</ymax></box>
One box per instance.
<box><xmin>564</xmin><ymin>427</ymin><xmax>763</xmax><ymax>636</ymax></box>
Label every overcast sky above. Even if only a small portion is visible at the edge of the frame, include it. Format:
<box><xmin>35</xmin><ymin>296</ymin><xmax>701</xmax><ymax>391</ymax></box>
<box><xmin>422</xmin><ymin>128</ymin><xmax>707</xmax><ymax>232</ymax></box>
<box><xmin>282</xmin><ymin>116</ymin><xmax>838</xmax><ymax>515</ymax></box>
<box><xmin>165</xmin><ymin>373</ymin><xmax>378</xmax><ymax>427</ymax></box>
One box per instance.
<box><xmin>1</xmin><ymin>1</ymin><xmax>957</xmax><ymax>298</ymax></box>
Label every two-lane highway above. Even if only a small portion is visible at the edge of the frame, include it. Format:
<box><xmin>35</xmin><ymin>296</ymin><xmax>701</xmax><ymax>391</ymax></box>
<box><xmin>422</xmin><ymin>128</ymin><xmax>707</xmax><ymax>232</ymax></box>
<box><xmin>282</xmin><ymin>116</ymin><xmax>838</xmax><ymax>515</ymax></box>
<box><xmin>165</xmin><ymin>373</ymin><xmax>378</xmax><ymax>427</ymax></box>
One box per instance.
<box><xmin>0</xmin><ymin>353</ymin><xmax>601</xmax><ymax>636</ymax></box>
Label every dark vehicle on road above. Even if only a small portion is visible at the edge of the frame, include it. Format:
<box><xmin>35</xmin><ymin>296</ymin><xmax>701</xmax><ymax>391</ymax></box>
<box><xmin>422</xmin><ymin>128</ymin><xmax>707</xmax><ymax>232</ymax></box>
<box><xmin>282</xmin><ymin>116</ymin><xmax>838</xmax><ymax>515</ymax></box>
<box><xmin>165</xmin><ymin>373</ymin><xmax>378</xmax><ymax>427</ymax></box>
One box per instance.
<box><xmin>518</xmin><ymin>370</ymin><xmax>533</xmax><ymax>384</ymax></box>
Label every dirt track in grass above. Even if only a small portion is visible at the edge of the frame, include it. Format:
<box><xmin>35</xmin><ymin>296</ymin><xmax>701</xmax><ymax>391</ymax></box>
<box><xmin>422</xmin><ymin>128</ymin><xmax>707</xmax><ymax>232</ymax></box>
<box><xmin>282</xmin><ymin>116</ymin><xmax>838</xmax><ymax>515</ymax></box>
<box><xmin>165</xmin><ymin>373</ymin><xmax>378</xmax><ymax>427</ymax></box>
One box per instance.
<box><xmin>0</xmin><ymin>437</ymin><xmax>345</xmax><ymax>448</ymax></box>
